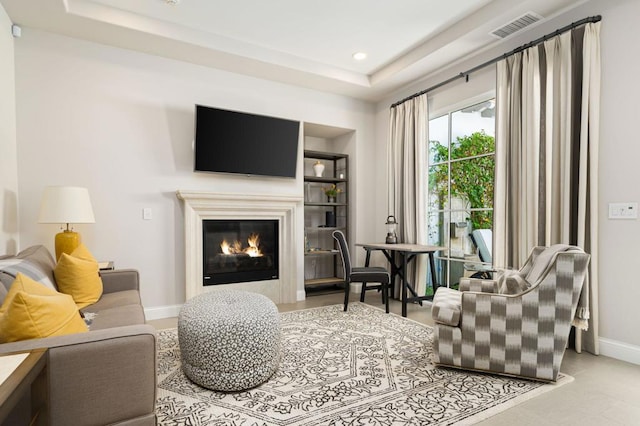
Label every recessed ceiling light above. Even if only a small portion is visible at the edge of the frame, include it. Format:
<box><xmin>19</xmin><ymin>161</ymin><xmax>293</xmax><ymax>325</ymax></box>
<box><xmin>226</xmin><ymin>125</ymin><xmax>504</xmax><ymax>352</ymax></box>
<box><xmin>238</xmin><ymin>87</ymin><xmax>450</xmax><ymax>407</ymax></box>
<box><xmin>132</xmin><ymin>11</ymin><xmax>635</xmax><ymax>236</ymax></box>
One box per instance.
<box><xmin>352</xmin><ymin>52</ymin><xmax>367</xmax><ymax>61</ymax></box>
<box><xmin>164</xmin><ymin>0</ymin><xmax>180</xmax><ymax>5</ymax></box>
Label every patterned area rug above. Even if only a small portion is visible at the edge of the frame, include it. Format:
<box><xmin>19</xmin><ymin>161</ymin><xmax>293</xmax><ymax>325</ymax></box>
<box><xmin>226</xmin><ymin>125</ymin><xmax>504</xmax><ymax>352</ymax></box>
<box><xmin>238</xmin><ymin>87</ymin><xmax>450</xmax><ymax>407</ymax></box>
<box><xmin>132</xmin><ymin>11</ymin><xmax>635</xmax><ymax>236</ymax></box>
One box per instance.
<box><xmin>156</xmin><ymin>303</ymin><xmax>572</xmax><ymax>425</ymax></box>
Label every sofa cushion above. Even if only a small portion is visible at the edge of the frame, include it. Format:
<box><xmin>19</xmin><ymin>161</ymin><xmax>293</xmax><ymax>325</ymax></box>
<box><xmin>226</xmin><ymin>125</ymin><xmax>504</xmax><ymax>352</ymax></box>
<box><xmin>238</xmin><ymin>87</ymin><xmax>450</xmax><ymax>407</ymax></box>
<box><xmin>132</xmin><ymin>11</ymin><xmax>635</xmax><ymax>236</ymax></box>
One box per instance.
<box><xmin>82</xmin><ymin>290</ymin><xmax>141</xmax><ymax>313</ymax></box>
<box><xmin>54</xmin><ymin>244</ymin><xmax>103</xmax><ymax>309</ymax></box>
<box><xmin>0</xmin><ymin>274</ymin><xmax>88</xmax><ymax>343</ymax></box>
<box><xmin>0</xmin><ymin>246</ymin><xmax>57</xmax><ymax>306</ymax></box>
<box><xmin>86</xmin><ymin>305</ymin><xmax>146</xmax><ymax>330</ymax></box>
<box><xmin>431</xmin><ymin>287</ymin><xmax>462</xmax><ymax>326</ymax></box>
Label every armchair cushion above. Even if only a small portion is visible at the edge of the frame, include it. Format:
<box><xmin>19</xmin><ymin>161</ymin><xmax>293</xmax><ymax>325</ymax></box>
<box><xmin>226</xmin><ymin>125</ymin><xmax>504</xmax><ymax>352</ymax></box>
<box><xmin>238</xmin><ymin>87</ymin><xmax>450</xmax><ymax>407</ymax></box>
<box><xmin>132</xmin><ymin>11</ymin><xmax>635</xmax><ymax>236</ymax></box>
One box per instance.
<box><xmin>431</xmin><ymin>287</ymin><xmax>462</xmax><ymax>326</ymax></box>
<box><xmin>459</xmin><ymin>278</ymin><xmax>499</xmax><ymax>293</ymax></box>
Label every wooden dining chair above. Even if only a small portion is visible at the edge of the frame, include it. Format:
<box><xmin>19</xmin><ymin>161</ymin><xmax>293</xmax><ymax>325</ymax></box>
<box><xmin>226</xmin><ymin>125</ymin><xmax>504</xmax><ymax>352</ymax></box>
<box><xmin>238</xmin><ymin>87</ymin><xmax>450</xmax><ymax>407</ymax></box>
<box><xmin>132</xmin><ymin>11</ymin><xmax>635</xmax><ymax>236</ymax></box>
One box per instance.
<box><xmin>332</xmin><ymin>230</ymin><xmax>390</xmax><ymax>313</ymax></box>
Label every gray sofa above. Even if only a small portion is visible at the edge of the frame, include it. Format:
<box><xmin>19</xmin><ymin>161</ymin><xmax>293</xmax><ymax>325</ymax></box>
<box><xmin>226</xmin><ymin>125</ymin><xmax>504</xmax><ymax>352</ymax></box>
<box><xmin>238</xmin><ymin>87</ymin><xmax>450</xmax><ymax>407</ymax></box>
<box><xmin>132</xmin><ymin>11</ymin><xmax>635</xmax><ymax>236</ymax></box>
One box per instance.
<box><xmin>0</xmin><ymin>245</ymin><xmax>156</xmax><ymax>425</ymax></box>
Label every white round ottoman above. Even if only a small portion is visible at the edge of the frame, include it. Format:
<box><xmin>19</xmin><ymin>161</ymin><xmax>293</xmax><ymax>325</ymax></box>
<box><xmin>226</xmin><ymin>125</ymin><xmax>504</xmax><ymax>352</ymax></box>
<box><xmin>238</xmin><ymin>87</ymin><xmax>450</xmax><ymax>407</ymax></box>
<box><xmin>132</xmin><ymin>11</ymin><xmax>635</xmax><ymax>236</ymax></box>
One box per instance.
<box><xmin>178</xmin><ymin>289</ymin><xmax>281</xmax><ymax>391</ymax></box>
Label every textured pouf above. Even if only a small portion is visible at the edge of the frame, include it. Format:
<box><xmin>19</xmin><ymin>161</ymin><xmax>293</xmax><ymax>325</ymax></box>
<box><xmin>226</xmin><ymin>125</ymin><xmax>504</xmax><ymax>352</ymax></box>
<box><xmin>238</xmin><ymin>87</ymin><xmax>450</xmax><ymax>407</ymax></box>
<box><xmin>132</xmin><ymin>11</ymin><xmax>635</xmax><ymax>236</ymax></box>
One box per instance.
<box><xmin>178</xmin><ymin>289</ymin><xmax>281</xmax><ymax>391</ymax></box>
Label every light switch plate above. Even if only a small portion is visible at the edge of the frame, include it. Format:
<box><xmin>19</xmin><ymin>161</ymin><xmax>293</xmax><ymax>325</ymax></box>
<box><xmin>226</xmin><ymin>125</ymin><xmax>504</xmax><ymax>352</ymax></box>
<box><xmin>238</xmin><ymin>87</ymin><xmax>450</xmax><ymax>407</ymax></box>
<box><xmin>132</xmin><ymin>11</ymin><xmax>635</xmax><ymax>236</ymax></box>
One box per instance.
<box><xmin>143</xmin><ymin>208</ymin><xmax>152</xmax><ymax>220</ymax></box>
<box><xmin>608</xmin><ymin>203</ymin><xmax>638</xmax><ymax>219</ymax></box>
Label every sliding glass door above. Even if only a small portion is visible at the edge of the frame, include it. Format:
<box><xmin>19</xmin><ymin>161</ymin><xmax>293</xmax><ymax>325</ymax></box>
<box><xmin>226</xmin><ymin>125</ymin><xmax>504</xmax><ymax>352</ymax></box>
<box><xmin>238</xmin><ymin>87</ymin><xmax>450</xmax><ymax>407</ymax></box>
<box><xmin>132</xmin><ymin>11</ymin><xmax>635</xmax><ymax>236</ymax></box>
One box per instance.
<box><xmin>427</xmin><ymin>99</ymin><xmax>495</xmax><ymax>290</ymax></box>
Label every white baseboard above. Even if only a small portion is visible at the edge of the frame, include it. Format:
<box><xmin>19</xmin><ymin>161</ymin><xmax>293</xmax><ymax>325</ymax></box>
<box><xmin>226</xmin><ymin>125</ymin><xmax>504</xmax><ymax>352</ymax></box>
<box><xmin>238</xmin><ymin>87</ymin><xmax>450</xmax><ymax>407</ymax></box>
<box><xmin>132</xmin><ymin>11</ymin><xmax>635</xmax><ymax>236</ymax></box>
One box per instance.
<box><xmin>599</xmin><ymin>337</ymin><xmax>640</xmax><ymax>365</ymax></box>
<box><xmin>144</xmin><ymin>304</ymin><xmax>182</xmax><ymax>321</ymax></box>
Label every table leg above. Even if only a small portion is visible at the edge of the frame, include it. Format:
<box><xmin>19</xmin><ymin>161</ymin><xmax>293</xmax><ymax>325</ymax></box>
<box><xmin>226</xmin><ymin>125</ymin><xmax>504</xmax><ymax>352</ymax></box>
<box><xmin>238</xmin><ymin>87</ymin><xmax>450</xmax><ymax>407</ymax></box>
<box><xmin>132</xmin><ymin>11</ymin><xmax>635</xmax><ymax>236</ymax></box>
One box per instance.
<box><xmin>429</xmin><ymin>252</ymin><xmax>438</xmax><ymax>294</ymax></box>
<box><xmin>401</xmin><ymin>252</ymin><xmax>408</xmax><ymax>317</ymax></box>
<box><xmin>361</xmin><ymin>249</ymin><xmax>372</xmax><ymax>302</ymax></box>
<box><xmin>402</xmin><ymin>254</ymin><xmax>421</xmax><ymax>300</ymax></box>
<box><xmin>380</xmin><ymin>250</ymin><xmax>400</xmax><ymax>297</ymax></box>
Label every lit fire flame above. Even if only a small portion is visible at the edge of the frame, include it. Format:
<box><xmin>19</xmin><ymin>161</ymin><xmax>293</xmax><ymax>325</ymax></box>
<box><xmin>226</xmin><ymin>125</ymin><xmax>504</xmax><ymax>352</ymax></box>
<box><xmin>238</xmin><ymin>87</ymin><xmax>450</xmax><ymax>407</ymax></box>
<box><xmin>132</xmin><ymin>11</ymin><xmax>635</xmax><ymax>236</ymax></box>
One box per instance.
<box><xmin>220</xmin><ymin>233</ymin><xmax>263</xmax><ymax>257</ymax></box>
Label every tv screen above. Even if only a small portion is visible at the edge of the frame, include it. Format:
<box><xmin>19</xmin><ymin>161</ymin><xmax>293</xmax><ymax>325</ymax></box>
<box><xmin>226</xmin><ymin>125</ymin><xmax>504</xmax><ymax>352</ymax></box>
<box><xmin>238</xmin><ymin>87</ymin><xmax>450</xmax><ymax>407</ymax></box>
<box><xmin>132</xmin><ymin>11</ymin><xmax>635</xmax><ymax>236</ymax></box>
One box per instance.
<box><xmin>194</xmin><ymin>105</ymin><xmax>300</xmax><ymax>178</ymax></box>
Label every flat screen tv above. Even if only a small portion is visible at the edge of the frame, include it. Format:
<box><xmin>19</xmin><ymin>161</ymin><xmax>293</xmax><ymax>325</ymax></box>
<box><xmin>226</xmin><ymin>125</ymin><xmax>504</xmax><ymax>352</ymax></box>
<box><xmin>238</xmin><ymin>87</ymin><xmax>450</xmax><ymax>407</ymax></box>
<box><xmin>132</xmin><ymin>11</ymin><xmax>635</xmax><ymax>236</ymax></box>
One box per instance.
<box><xmin>194</xmin><ymin>105</ymin><xmax>300</xmax><ymax>178</ymax></box>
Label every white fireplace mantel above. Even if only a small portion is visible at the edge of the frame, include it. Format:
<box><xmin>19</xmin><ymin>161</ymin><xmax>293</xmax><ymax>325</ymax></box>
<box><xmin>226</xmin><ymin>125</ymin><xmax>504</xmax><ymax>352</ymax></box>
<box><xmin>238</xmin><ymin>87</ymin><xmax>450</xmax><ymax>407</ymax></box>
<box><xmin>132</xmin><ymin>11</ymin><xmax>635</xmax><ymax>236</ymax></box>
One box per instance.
<box><xmin>176</xmin><ymin>190</ymin><xmax>303</xmax><ymax>304</ymax></box>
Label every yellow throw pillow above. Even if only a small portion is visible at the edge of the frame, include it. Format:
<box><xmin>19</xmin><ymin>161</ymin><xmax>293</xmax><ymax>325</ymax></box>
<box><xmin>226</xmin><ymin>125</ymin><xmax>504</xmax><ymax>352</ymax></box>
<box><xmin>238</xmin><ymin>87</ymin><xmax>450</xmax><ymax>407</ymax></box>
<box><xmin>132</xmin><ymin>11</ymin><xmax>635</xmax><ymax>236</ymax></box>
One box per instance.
<box><xmin>0</xmin><ymin>273</ymin><xmax>58</xmax><ymax>315</ymax></box>
<box><xmin>54</xmin><ymin>244</ymin><xmax>103</xmax><ymax>309</ymax></box>
<box><xmin>0</xmin><ymin>274</ymin><xmax>88</xmax><ymax>343</ymax></box>
<box><xmin>69</xmin><ymin>243</ymin><xmax>98</xmax><ymax>263</ymax></box>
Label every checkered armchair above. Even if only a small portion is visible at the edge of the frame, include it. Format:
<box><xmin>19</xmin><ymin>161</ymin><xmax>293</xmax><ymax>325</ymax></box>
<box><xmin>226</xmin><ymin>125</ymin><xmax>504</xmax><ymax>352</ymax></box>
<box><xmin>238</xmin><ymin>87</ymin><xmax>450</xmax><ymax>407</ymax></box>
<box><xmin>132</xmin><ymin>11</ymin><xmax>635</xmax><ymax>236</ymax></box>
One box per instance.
<box><xmin>431</xmin><ymin>245</ymin><xmax>590</xmax><ymax>381</ymax></box>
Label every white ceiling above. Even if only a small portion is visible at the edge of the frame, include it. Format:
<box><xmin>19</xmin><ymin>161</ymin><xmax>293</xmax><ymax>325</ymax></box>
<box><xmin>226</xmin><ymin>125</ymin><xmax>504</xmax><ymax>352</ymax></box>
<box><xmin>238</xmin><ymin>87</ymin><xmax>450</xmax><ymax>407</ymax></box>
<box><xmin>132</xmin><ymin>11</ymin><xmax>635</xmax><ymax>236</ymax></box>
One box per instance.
<box><xmin>1</xmin><ymin>0</ymin><xmax>586</xmax><ymax>101</ymax></box>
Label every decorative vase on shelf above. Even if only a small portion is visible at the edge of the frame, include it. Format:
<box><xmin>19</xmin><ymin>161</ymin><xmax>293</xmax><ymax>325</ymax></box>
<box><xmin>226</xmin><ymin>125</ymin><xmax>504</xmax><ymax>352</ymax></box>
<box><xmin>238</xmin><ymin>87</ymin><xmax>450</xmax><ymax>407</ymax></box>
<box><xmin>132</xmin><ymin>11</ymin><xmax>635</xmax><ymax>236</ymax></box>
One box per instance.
<box><xmin>313</xmin><ymin>161</ymin><xmax>325</xmax><ymax>177</ymax></box>
<box><xmin>325</xmin><ymin>211</ymin><xmax>336</xmax><ymax>227</ymax></box>
<box><xmin>327</xmin><ymin>196</ymin><xmax>336</xmax><ymax>203</ymax></box>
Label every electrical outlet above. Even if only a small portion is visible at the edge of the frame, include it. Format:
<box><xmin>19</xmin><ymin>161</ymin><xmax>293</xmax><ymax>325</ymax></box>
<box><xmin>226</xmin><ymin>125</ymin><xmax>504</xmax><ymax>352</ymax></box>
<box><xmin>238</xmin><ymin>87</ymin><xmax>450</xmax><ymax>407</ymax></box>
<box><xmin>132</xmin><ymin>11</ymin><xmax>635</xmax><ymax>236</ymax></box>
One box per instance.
<box><xmin>608</xmin><ymin>202</ymin><xmax>638</xmax><ymax>220</ymax></box>
<box><xmin>143</xmin><ymin>208</ymin><xmax>153</xmax><ymax>220</ymax></box>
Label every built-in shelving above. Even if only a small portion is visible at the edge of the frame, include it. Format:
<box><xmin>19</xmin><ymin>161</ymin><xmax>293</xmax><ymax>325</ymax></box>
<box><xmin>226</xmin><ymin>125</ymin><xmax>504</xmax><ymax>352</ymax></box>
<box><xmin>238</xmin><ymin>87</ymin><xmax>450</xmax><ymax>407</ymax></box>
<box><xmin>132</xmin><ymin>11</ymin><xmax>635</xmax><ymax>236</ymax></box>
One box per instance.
<box><xmin>304</xmin><ymin>149</ymin><xmax>349</xmax><ymax>289</ymax></box>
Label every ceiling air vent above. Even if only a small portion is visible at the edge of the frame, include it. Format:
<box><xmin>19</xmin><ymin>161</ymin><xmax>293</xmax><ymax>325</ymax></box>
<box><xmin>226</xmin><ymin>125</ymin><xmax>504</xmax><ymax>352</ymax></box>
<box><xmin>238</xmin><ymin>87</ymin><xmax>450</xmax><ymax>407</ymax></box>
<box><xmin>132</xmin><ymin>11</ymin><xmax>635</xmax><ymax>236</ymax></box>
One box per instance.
<box><xmin>490</xmin><ymin>12</ymin><xmax>543</xmax><ymax>39</ymax></box>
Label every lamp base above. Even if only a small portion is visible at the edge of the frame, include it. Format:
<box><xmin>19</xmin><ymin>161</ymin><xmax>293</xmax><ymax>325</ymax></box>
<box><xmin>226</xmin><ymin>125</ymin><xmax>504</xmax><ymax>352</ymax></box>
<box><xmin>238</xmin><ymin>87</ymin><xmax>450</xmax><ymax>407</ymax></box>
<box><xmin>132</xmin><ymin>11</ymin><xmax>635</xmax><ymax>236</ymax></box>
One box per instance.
<box><xmin>55</xmin><ymin>230</ymin><xmax>80</xmax><ymax>261</ymax></box>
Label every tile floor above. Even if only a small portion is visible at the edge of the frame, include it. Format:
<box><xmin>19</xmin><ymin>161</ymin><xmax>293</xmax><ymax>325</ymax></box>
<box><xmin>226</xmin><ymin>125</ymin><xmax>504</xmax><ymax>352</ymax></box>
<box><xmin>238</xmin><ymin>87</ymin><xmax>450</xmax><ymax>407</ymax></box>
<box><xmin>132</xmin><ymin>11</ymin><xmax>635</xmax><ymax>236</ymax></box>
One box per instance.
<box><xmin>148</xmin><ymin>290</ymin><xmax>640</xmax><ymax>425</ymax></box>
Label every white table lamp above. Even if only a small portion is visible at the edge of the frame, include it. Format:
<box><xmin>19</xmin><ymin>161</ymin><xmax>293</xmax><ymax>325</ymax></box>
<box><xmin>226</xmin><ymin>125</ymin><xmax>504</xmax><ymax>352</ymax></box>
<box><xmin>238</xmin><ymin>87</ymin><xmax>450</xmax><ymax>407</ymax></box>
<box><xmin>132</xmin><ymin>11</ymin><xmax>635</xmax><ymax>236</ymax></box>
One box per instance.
<box><xmin>38</xmin><ymin>186</ymin><xmax>95</xmax><ymax>260</ymax></box>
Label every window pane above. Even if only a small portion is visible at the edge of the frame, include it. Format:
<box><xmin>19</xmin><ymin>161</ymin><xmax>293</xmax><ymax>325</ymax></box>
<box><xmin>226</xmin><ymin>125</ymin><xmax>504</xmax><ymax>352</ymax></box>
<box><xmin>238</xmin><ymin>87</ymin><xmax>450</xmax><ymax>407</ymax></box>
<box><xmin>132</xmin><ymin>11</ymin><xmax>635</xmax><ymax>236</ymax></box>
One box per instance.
<box><xmin>449</xmin><ymin>211</ymin><xmax>472</xmax><ymax>257</ymax></box>
<box><xmin>450</xmin><ymin>131</ymin><xmax>495</xmax><ymax>160</ymax></box>
<box><xmin>450</xmin><ymin>156</ymin><xmax>494</xmax><ymax>211</ymax></box>
<box><xmin>427</xmin><ymin>211</ymin><xmax>445</xmax><ymax>247</ymax></box>
<box><xmin>448</xmin><ymin>259</ymin><xmax>466</xmax><ymax>289</ymax></box>
<box><xmin>469</xmin><ymin>210</ymin><xmax>493</xmax><ymax>237</ymax></box>
<box><xmin>451</xmin><ymin>100</ymin><xmax>495</xmax><ymax>143</ymax></box>
<box><xmin>428</xmin><ymin>115</ymin><xmax>449</xmax><ymax>164</ymax></box>
<box><xmin>428</xmin><ymin>165</ymin><xmax>448</xmax><ymax>210</ymax></box>
<box><xmin>428</xmin><ymin>256</ymin><xmax>448</xmax><ymax>293</ymax></box>
<box><xmin>429</xmin><ymin>257</ymin><xmax>466</xmax><ymax>291</ymax></box>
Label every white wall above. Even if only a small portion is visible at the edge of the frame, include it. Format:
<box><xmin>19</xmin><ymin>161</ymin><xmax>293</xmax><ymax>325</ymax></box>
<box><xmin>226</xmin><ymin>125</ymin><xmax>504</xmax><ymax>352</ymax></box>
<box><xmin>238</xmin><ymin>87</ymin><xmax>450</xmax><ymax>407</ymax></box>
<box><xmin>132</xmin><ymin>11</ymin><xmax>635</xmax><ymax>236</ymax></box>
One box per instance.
<box><xmin>13</xmin><ymin>29</ymin><xmax>376</xmax><ymax>312</ymax></box>
<box><xmin>375</xmin><ymin>0</ymin><xmax>640</xmax><ymax>359</ymax></box>
<box><xmin>0</xmin><ymin>6</ymin><xmax>19</xmax><ymax>255</ymax></box>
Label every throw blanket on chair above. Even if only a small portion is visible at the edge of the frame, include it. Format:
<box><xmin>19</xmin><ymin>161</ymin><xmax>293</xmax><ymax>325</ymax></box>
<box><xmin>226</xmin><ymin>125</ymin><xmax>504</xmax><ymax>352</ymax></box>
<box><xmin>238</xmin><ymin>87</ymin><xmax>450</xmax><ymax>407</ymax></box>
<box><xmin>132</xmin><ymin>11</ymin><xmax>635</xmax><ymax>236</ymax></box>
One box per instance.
<box><xmin>528</xmin><ymin>244</ymin><xmax>590</xmax><ymax>331</ymax></box>
<box><xmin>496</xmin><ymin>244</ymin><xmax>590</xmax><ymax>330</ymax></box>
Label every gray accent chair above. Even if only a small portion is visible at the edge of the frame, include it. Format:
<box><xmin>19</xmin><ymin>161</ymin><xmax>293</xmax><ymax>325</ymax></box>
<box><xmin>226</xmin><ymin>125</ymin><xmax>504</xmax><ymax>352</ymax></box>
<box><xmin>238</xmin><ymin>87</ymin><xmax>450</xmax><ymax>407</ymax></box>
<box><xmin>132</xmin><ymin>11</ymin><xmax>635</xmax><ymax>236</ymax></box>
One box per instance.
<box><xmin>0</xmin><ymin>245</ymin><xmax>156</xmax><ymax>425</ymax></box>
<box><xmin>332</xmin><ymin>230</ymin><xmax>390</xmax><ymax>313</ymax></box>
<box><xmin>431</xmin><ymin>245</ymin><xmax>590</xmax><ymax>381</ymax></box>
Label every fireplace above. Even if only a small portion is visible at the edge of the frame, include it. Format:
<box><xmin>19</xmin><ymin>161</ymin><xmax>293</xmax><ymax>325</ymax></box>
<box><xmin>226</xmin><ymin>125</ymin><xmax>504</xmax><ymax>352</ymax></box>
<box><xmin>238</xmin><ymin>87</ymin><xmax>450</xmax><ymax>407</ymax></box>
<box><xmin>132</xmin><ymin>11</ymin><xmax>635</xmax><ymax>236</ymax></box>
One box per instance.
<box><xmin>203</xmin><ymin>219</ymin><xmax>279</xmax><ymax>285</ymax></box>
<box><xmin>177</xmin><ymin>190</ymin><xmax>302</xmax><ymax>303</ymax></box>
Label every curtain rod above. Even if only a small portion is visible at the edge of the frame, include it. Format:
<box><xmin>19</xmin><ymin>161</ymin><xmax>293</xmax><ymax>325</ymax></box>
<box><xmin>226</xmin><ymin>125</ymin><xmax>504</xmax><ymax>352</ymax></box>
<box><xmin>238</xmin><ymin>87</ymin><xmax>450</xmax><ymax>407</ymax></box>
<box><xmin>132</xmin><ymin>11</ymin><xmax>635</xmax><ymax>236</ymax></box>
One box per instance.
<box><xmin>390</xmin><ymin>15</ymin><xmax>602</xmax><ymax>109</ymax></box>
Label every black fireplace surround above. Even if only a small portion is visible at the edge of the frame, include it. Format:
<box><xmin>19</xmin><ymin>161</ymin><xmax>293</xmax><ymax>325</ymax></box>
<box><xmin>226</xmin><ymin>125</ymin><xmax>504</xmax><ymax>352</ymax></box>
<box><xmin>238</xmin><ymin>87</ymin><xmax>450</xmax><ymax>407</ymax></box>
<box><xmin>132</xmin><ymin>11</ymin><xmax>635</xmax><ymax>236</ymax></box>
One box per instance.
<box><xmin>202</xmin><ymin>219</ymin><xmax>279</xmax><ymax>285</ymax></box>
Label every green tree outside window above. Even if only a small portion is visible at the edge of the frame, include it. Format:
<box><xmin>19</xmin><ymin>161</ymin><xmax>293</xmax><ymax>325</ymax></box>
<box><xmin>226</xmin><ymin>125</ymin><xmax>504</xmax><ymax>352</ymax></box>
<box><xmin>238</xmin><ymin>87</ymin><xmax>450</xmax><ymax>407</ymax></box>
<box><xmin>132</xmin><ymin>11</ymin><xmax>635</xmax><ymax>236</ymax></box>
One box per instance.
<box><xmin>429</xmin><ymin>131</ymin><xmax>495</xmax><ymax>230</ymax></box>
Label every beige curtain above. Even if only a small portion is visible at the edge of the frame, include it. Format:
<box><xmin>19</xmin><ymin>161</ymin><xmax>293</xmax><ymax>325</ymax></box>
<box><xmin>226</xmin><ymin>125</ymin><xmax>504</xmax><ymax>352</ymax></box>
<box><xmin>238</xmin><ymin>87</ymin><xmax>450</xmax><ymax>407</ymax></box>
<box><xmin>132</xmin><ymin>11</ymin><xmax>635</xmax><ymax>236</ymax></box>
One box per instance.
<box><xmin>388</xmin><ymin>94</ymin><xmax>428</xmax><ymax>296</ymax></box>
<box><xmin>494</xmin><ymin>23</ymin><xmax>600</xmax><ymax>354</ymax></box>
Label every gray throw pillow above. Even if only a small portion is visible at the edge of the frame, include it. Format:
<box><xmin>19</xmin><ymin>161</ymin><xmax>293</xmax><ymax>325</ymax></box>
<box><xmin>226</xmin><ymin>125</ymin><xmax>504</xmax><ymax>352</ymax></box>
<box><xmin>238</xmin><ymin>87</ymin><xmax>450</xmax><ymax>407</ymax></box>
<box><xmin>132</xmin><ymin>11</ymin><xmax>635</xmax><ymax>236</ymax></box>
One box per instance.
<box><xmin>497</xmin><ymin>269</ymin><xmax>530</xmax><ymax>295</ymax></box>
<box><xmin>500</xmin><ymin>274</ymin><xmax>530</xmax><ymax>295</ymax></box>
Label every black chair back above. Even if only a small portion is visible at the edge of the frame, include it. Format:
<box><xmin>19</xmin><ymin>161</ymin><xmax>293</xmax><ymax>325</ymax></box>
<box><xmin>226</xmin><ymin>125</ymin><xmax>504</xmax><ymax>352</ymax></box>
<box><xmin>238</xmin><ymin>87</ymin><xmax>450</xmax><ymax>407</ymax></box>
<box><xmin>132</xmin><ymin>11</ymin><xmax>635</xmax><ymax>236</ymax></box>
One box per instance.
<box><xmin>332</xmin><ymin>230</ymin><xmax>351</xmax><ymax>280</ymax></box>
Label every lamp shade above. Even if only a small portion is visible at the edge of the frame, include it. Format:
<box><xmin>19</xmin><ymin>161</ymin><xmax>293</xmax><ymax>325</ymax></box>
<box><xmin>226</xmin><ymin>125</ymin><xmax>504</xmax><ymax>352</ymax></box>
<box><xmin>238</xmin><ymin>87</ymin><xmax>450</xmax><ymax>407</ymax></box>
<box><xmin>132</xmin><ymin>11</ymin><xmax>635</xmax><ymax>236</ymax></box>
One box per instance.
<box><xmin>38</xmin><ymin>186</ymin><xmax>95</xmax><ymax>224</ymax></box>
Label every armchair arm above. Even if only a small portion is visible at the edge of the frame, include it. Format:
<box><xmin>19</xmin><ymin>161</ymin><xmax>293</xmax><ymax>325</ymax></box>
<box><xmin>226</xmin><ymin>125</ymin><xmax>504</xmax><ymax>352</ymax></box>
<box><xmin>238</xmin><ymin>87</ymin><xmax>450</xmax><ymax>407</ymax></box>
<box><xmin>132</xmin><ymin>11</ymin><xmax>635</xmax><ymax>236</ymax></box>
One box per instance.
<box><xmin>0</xmin><ymin>325</ymin><xmax>156</xmax><ymax>426</ymax></box>
<box><xmin>99</xmin><ymin>269</ymin><xmax>139</xmax><ymax>293</ymax></box>
<box><xmin>459</xmin><ymin>277</ymin><xmax>499</xmax><ymax>293</ymax></box>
